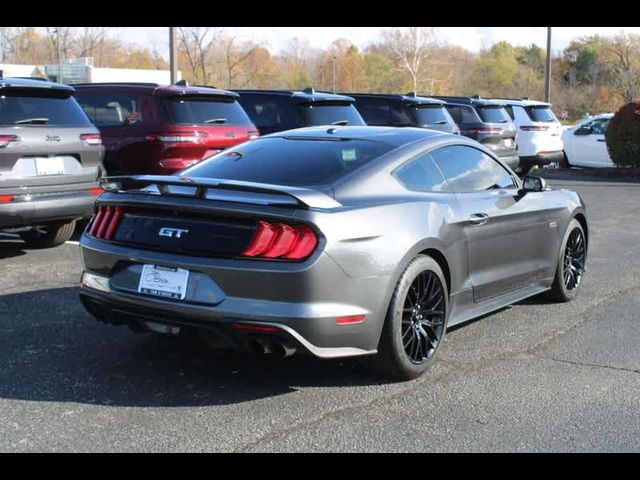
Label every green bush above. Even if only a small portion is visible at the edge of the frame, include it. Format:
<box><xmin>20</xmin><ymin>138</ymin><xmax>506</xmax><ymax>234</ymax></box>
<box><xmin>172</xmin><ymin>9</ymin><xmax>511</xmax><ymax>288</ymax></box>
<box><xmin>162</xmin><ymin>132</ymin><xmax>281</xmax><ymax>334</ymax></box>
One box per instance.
<box><xmin>605</xmin><ymin>101</ymin><xmax>640</xmax><ymax>168</ymax></box>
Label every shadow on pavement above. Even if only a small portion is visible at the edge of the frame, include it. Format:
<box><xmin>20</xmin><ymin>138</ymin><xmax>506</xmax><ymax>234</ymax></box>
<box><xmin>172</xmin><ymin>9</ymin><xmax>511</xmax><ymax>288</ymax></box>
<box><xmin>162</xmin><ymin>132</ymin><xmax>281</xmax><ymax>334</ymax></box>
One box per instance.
<box><xmin>0</xmin><ymin>287</ymin><xmax>390</xmax><ymax>408</ymax></box>
<box><xmin>0</xmin><ymin>237</ymin><xmax>27</xmax><ymax>260</ymax></box>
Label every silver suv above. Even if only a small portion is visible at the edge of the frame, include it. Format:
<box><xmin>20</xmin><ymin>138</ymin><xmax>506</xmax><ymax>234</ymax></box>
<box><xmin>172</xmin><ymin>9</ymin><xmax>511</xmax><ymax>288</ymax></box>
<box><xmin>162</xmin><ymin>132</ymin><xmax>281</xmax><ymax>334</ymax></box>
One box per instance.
<box><xmin>0</xmin><ymin>75</ymin><xmax>105</xmax><ymax>248</ymax></box>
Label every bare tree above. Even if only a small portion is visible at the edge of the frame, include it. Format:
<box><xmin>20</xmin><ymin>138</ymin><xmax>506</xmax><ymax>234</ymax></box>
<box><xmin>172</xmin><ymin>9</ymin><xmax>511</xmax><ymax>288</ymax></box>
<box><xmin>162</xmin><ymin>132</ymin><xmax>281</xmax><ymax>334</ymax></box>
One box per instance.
<box><xmin>381</xmin><ymin>27</ymin><xmax>438</xmax><ymax>93</ymax></box>
<box><xmin>177</xmin><ymin>27</ymin><xmax>220</xmax><ymax>84</ymax></box>
<box><xmin>75</xmin><ymin>27</ymin><xmax>111</xmax><ymax>59</ymax></box>
<box><xmin>44</xmin><ymin>27</ymin><xmax>75</xmax><ymax>62</ymax></box>
<box><xmin>220</xmin><ymin>35</ymin><xmax>262</xmax><ymax>88</ymax></box>
<box><xmin>608</xmin><ymin>33</ymin><xmax>640</xmax><ymax>103</ymax></box>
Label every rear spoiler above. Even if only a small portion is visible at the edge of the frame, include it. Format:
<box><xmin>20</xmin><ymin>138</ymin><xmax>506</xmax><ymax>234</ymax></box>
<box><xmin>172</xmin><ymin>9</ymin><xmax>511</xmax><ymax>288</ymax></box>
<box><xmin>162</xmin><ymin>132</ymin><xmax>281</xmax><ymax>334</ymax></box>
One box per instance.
<box><xmin>100</xmin><ymin>175</ymin><xmax>342</xmax><ymax>210</ymax></box>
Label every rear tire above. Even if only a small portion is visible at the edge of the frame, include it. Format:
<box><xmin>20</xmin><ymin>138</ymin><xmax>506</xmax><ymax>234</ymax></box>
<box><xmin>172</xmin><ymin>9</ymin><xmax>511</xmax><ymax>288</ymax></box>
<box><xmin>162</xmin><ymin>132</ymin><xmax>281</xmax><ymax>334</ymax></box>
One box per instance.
<box><xmin>559</xmin><ymin>152</ymin><xmax>571</xmax><ymax>169</ymax></box>
<box><xmin>368</xmin><ymin>255</ymin><xmax>449</xmax><ymax>381</ymax></box>
<box><xmin>548</xmin><ymin>219</ymin><xmax>586</xmax><ymax>302</ymax></box>
<box><xmin>20</xmin><ymin>220</ymin><xmax>76</xmax><ymax>249</ymax></box>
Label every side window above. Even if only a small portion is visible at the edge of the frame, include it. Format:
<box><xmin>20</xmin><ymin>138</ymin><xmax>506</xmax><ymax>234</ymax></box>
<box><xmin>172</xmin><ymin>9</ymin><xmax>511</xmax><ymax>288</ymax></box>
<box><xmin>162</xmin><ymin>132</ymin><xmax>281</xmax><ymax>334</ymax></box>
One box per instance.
<box><xmin>504</xmin><ymin>106</ymin><xmax>515</xmax><ymax>120</ymax></box>
<box><xmin>395</xmin><ymin>152</ymin><xmax>451</xmax><ymax>193</ymax></box>
<box><xmin>588</xmin><ymin>118</ymin><xmax>608</xmax><ymax>135</ymax></box>
<box><xmin>75</xmin><ymin>92</ymin><xmax>141</xmax><ymax>126</ymax></box>
<box><xmin>431</xmin><ymin>145</ymin><xmax>515</xmax><ymax>193</ymax></box>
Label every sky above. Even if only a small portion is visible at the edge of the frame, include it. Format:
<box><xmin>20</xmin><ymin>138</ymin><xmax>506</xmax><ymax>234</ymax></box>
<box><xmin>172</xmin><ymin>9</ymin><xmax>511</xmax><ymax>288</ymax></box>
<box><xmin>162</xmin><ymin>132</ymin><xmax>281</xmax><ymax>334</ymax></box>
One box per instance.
<box><xmin>117</xmin><ymin>26</ymin><xmax>640</xmax><ymax>57</ymax></box>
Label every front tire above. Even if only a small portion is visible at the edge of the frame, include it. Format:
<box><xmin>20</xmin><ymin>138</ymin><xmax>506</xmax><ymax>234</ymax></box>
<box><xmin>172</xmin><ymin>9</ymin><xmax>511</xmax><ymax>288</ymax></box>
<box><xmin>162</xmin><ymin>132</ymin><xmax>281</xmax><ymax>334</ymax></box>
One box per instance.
<box><xmin>369</xmin><ymin>255</ymin><xmax>449</xmax><ymax>381</ymax></box>
<box><xmin>548</xmin><ymin>219</ymin><xmax>586</xmax><ymax>302</ymax></box>
<box><xmin>20</xmin><ymin>220</ymin><xmax>76</xmax><ymax>249</ymax></box>
<box><xmin>559</xmin><ymin>151</ymin><xmax>571</xmax><ymax>169</ymax></box>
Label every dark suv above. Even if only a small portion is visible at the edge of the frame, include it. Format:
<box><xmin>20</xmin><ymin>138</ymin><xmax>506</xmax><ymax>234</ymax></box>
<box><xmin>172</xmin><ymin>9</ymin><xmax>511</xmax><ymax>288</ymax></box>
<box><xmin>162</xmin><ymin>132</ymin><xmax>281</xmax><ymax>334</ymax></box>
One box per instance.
<box><xmin>0</xmin><ymin>76</ymin><xmax>105</xmax><ymax>248</ymax></box>
<box><xmin>73</xmin><ymin>82</ymin><xmax>258</xmax><ymax>175</ymax></box>
<box><xmin>347</xmin><ymin>93</ymin><xmax>459</xmax><ymax>134</ymax></box>
<box><xmin>233</xmin><ymin>88</ymin><xmax>366</xmax><ymax>135</ymax></box>
<box><xmin>432</xmin><ymin>96</ymin><xmax>519</xmax><ymax>170</ymax></box>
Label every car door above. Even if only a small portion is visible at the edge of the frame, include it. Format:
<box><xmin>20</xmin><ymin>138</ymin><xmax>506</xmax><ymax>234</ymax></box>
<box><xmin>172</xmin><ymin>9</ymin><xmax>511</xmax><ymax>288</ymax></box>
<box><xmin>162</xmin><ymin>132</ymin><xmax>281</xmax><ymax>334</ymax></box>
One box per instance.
<box><xmin>431</xmin><ymin>145</ymin><xmax>554</xmax><ymax>303</ymax></box>
<box><xmin>570</xmin><ymin>118</ymin><xmax>611</xmax><ymax>167</ymax></box>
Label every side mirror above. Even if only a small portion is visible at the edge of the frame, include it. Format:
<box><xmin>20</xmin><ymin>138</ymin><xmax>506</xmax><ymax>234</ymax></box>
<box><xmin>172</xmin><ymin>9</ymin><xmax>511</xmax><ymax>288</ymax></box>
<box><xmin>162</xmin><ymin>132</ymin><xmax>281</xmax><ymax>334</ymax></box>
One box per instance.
<box><xmin>574</xmin><ymin>126</ymin><xmax>592</xmax><ymax>136</ymax></box>
<box><xmin>521</xmin><ymin>176</ymin><xmax>547</xmax><ymax>194</ymax></box>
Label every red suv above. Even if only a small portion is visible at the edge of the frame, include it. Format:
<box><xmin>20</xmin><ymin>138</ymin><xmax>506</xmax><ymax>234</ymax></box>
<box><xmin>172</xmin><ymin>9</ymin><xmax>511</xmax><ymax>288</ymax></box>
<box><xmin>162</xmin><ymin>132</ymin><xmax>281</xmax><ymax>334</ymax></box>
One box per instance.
<box><xmin>73</xmin><ymin>82</ymin><xmax>258</xmax><ymax>175</ymax></box>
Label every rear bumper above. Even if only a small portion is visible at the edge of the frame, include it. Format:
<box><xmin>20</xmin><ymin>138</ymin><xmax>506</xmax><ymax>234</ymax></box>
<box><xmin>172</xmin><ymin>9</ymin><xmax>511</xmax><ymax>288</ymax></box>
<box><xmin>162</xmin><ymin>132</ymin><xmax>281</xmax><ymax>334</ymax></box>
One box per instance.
<box><xmin>498</xmin><ymin>154</ymin><xmax>520</xmax><ymax>170</ymax></box>
<box><xmin>519</xmin><ymin>151</ymin><xmax>564</xmax><ymax>169</ymax></box>
<box><xmin>0</xmin><ymin>189</ymin><xmax>99</xmax><ymax>229</ymax></box>
<box><xmin>78</xmin><ymin>235</ymin><xmax>390</xmax><ymax>357</ymax></box>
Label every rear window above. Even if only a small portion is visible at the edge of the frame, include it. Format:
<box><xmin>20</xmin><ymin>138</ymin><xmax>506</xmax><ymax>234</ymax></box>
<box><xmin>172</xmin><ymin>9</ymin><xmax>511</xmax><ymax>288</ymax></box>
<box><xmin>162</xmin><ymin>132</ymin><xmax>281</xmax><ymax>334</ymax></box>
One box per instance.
<box><xmin>476</xmin><ymin>106</ymin><xmax>511</xmax><ymax>124</ymax></box>
<box><xmin>445</xmin><ymin>105</ymin><xmax>479</xmax><ymax>124</ymax></box>
<box><xmin>299</xmin><ymin>103</ymin><xmax>366</xmax><ymax>127</ymax></box>
<box><xmin>353</xmin><ymin>98</ymin><xmax>414</xmax><ymax>126</ymax></box>
<box><xmin>0</xmin><ymin>88</ymin><xmax>91</xmax><ymax>127</ymax></box>
<box><xmin>237</xmin><ymin>94</ymin><xmax>303</xmax><ymax>133</ymax></box>
<box><xmin>75</xmin><ymin>91</ymin><xmax>142</xmax><ymax>126</ymax></box>
<box><xmin>183</xmin><ymin>136</ymin><xmax>395</xmax><ymax>186</ymax></box>
<box><xmin>525</xmin><ymin>106</ymin><xmax>558</xmax><ymax>123</ymax></box>
<box><xmin>413</xmin><ymin>106</ymin><xmax>452</xmax><ymax>126</ymax></box>
<box><xmin>161</xmin><ymin>97</ymin><xmax>253</xmax><ymax>126</ymax></box>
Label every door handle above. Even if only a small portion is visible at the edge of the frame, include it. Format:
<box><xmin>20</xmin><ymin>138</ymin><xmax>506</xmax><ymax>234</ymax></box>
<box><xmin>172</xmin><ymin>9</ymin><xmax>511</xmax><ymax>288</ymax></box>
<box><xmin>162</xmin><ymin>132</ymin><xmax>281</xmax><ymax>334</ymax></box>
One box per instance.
<box><xmin>470</xmin><ymin>213</ymin><xmax>489</xmax><ymax>226</ymax></box>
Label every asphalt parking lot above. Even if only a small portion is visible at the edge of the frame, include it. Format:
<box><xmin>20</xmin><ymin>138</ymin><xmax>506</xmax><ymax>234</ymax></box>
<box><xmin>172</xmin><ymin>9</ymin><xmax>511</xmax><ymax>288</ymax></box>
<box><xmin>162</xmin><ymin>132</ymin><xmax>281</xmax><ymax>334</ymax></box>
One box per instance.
<box><xmin>1</xmin><ymin>170</ymin><xmax>639</xmax><ymax>452</ymax></box>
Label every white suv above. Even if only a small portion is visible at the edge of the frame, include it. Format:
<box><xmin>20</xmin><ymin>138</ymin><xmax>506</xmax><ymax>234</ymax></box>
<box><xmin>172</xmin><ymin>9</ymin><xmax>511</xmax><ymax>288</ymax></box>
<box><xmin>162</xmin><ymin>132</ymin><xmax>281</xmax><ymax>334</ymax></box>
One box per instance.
<box><xmin>497</xmin><ymin>99</ymin><xmax>564</xmax><ymax>174</ymax></box>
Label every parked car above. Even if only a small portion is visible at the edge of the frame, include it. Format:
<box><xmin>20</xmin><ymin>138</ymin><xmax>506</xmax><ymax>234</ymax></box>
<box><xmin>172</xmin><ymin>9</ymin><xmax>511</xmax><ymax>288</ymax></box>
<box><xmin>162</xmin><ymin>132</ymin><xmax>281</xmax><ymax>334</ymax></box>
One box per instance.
<box><xmin>73</xmin><ymin>82</ymin><xmax>258</xmax><ymax>175</ymax></box>
<box><xmin>561</xmin><ymin>113</ymin><xmax>614</xmax><ymax>168</ymax></box>
<box><xmin>0</xmin><ymin>75</ymin><xmax>105</xmax><ymax>248</ymax></box>
<box><xmin>79</xmin><ymin>126</ymin><xmax>588</xmax><ymax>380</ymax></box>
<box><xmin>232</xmin><ymin>88</ymin><xmax>366</xmax><ymax>135</ymax></box>
<box><xmin>346</xmin><ymin>92</ymin><xmax>459</xmax><ymax>134</ymax></box>
<box><xmin>491</xmin><ymin>98</ymin><xmax>564</xmax><ymax>175</ymax></box>
<box><xmin>431</xmin><ymin>96</ymin><xmax>520</xmax><ymax>171</ymax></box>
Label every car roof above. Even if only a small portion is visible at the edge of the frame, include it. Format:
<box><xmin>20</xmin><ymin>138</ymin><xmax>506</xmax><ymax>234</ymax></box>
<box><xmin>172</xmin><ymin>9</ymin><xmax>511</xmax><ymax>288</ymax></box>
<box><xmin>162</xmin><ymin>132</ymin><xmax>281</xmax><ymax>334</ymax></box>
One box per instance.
<box><xmin>345</xmin><ymin>92</ymin><xmax>446</xmax><ymax>106</ymax></box>
<box><xmin>233</xmin><ymin>88</ymin><xmax>355</xmax><ymax>104</ymax></box>
<box><xmin>0</xmin><ymin>76</ymin><xmax>75</xmax><ymax>93</ymax></box>
<box><xmin>431</xmin><ymin>95</ymin><xmax>507</xmax><ymax>108</ymax></box>
<box><xmin>488</xmin><ymin>97</ymin><xmax>552</xmax><ymax>107</ymax></box>
<box><xmin>264</xmin><ymin>125</ymin><xmax>446</xmax><ymax>146</ymax></box>
<box><xmin>71</xmin><ymin>82</ymin><xmax>238</xmax><ymax>99</ymax></box>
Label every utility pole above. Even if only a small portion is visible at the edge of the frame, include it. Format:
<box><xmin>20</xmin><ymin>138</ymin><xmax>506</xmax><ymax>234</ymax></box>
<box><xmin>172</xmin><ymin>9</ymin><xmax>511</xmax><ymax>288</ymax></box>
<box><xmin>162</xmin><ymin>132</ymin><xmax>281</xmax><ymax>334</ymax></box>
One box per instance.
<box><xmin>169</xmin><ymin>27</ymin><xmax>178</xmax><ymax>84</ymax></box>
<box><xmin>544</xmin><ymin>26</ymin><xmax>552</xmax><ymax>103</ymax></box>
<box><xmin>332</xmin><ymin>56</ymin><xmax>337</xmax><ymax>93</ymax></box>
<box><xmin>57</xmin><ymin>28</ymin><xmax>63</xmax><ymax>84</ymax></box>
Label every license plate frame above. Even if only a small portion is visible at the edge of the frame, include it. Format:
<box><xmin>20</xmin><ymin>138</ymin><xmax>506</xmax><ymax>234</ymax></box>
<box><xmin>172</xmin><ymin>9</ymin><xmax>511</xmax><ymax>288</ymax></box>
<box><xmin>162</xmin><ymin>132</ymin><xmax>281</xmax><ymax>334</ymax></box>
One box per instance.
<box><xmin>137</xmin><ymin>264</ymin><xmax>190</xmax><ymax>301</ymax></box>
<box><xmin>35</xmin><ymin>156</ymin><xmax>66</xmax><ymax>176</ymax></box>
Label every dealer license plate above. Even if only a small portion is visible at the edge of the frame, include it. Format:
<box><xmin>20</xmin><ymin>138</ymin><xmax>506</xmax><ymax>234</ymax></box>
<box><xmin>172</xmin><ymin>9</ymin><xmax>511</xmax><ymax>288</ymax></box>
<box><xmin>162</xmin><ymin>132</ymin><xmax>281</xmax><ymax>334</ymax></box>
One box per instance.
<box><xmin>138</xmin><ymin>265</ymin><xmax>190</xmax><ymax>300</ymax></box>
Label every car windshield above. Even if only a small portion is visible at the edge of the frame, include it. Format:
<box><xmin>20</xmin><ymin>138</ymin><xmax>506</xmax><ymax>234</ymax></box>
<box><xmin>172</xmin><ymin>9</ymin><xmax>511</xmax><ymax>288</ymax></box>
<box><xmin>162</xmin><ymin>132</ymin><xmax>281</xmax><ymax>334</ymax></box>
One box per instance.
<box><xmin>298</xmin><ymin>103</ymin><xmax>366</xmax><ymax>127</ymax></box>
<box><xmin>162</xmin><ymin>97</ymin><xmax>253</xmax><ymax>126</ymax></box>
<box><xmin>182</xmin><ymin>136</ymin><xmax>395</xmax><ymax>186</ymax></box>
<box><xmin>413</xmin><ymin>106</ymin><xmax>451</xmax><ymax>125</ymax></box>
<box><xmin>477</xmin><ymin>106</ymin><xmax>511</xmax><ymax>124</ymax></box>
<box><xmin>0</xmin><ymin>89</ymin><xmax>91</xmax><ymax>127</ymax></box>
<box><xmin>526</xmin><ymin>106</ymin><xmax>558</xmax><ymax>123</ymax></box>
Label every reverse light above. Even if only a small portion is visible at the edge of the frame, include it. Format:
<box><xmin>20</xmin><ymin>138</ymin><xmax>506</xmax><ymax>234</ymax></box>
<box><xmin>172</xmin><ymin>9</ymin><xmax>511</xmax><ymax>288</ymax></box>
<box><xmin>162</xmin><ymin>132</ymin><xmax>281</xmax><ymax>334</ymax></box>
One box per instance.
<box><xmin>0</xmin><ymin>134</ymin><xmax>19</xmax><ymax>148</ymax></box>
<box><xmin>80</xmin><ymin>133</ymin><xmax>102</xmax><ymax>146</ymax></box>
<box><xmin>468</xmin><ymin>127</ymin><xmax>503</xmax><ymax>135</ymax></box>
<box><xmin>242</xmin><ymin>221</ymin><xmax>318</xmax><ymax>260</ymax></box>
<box><xmin>147</xmin><ymin>132</ymin><xmax>209</xmax><ymax>143</ymax></box>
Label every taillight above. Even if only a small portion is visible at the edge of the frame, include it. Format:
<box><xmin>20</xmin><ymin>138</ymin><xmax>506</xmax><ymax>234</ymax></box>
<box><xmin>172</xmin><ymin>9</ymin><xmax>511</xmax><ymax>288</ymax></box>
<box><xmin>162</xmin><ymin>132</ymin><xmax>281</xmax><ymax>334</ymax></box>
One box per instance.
<box><xmin>468</xmin><ymin>127</ymin><xmax>503</xmax><ymax>136</ymax></box>
<box><xmin>520</xmin><ymin>125</ymin><xmax>550</xmax><ymax>132</ymax></box>
<box><xmin>0</xmin><ymin>194</ymin><xmax>14</xmax><ymax>203</ymax></box>
<box><xmin>80</xmin><ymin>133</ymin><xmax>102</xmax><ymax>146</ymax></box>
<box><xmin>146</xmin><ymin>132</ymin><xmax>209</xmax><ymax>143</ymax></box>
<box><xmin>242</xmin><ymin>221</ymin><xmax>318</xmax><ymax>260</ymax></box>
<box><xmin>89</xmin><ymin>206</ymin><xmax>124</xmax><ymax>240</ymax></box>
<box><xmin>231</xmin><ymin>323</ymin><xmax>280</xmax><ymax>333</ymax></box>
<box><xmin>0</xmin><ymin>135</ymin><xmax>19</xmax><ymax>148</ymax></box>
<box><xmin>336</xmin><ymin>315</ymin><xmax>366</xmax><ymax>325</ymax></box>
<box><xmin>88</xmin><ymin>187</ymin><xmax>104</xmax><ymax>196</ymax></box>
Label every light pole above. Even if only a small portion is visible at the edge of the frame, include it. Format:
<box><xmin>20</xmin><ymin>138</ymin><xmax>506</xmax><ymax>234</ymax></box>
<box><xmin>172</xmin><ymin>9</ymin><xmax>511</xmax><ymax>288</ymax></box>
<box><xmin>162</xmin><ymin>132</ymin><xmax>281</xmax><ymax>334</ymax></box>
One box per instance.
<box><xmin>56</xmin><ymin>28</ymin><xmax>63</xmax><ymax>84</ymax></box>
<box><xmin>169</xmin><ymin>27</ymin><xmax>178</xmax><ymax>84</ymax></box>
<box><xmin>544</xmin><ymin>26</ymin><xmax>552</xmax><ymax>103</ymax></box>
<box><xmin>332</xmin><ymin>56</ymin><xmax>337</xmax><ymax>93</ymax></box>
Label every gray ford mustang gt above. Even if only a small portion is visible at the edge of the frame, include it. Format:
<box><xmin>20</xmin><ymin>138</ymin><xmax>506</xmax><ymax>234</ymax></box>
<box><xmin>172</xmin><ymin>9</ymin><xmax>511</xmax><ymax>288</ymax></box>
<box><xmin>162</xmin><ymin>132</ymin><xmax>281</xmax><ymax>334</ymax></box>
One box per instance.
<box><xmin>79</xmin><ymin>126</ymin><xmax>588</xmax><ymax>380</ymax></box>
